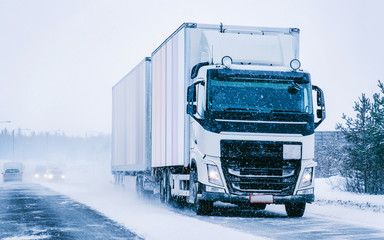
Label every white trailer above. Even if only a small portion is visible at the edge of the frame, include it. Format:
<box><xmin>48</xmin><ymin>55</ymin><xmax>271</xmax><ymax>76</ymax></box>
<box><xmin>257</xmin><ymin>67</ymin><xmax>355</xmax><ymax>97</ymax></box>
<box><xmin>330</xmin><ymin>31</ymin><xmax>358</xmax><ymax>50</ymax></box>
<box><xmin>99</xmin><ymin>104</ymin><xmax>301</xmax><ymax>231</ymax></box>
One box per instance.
<box><xmin>112</xmin><ymin>23</ymin><xmax>326</xmax><ymax>217</ymax></box>
<box><xmin>111</xmin><ymin>58</ymin><xmax>152</xmax><ymax>187</ymax></box>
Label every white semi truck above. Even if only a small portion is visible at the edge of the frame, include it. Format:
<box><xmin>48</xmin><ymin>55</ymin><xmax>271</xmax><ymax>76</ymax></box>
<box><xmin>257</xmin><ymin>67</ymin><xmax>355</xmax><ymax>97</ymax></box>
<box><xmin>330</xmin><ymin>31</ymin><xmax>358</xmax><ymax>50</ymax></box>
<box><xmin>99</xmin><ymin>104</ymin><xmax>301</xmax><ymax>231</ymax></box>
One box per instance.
<box><xmin>111</xmin><ymin>23</ymin><xmax>326</xmax><ymax>217</ymax></box>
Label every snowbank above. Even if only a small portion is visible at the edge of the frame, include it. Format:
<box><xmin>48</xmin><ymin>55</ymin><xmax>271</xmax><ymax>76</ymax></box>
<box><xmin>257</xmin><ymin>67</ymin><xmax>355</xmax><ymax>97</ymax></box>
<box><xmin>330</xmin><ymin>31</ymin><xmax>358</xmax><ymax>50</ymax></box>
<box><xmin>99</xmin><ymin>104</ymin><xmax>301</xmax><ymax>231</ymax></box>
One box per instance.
<box><xmin>316</xmin><ymin>177</ymin><xmax>384</xmax><ymax>212</ymax></box>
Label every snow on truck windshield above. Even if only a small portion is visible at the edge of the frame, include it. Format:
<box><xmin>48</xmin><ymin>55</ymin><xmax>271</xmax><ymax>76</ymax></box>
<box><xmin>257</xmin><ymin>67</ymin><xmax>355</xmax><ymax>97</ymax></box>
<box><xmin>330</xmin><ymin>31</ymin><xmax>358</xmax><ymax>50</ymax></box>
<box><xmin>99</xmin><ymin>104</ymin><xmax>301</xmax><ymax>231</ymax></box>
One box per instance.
<box><xmin>206</xmin><ymin>70</ymin><xmax>313</xmax><ymax>114</ymax></box>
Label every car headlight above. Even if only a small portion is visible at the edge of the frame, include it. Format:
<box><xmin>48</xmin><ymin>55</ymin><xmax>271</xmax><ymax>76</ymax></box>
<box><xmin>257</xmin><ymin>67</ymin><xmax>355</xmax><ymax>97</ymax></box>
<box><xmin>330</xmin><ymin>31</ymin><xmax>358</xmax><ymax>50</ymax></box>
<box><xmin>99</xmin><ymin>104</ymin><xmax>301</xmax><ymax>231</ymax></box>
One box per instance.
<box><xmin>61</xmin><ymin>175</ymin><xmax>65</xmax><ymax>179</ymax></box>
<box><xmin>283</xmin><ymin>144</ymin><xmax>301</xmax><ymax>160</ymax></box>
<box><xmin>300</xmin><ymin>167</ymin><xmax>313</xmax><ymax>188</ymax></box>
<box><xmin>207</xmin><ymin>164</ymin><xmax>223</xmax><ymax>186</ymax></box>
<box><xmin>34</xmin><ymin>174</ymin><xmax>39</xmax><ymax>178</ymax></box>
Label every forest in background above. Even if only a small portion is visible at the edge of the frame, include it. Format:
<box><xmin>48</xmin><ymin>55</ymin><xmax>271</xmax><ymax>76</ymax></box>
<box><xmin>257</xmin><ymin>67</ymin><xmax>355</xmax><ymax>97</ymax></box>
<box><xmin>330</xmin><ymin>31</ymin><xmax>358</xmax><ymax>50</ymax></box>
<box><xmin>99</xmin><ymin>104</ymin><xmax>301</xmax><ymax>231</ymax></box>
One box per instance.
<box><xmin>0</xmin><ymin>129</ymin><xmax>110</xmax><ymax>164</ymax></box>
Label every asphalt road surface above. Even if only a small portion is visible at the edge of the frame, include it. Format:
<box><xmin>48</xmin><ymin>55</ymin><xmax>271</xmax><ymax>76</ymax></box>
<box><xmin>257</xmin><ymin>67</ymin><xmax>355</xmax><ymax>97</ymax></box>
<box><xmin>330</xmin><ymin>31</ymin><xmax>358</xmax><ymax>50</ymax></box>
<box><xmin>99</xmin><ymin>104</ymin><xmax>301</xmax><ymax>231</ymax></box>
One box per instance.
<box><xmin>0</xmin><ymin>183</ymin><xmax>142</xmax><ymax>240</ymax></box>
<box><xmin>198</xmin><ymin>206</ymin><xmax>384</xmax><ymax>240</ymax></box>
<box><xmin>2</xmin><ymin>181</ymin><xmax>384</xmax><ymax>240</ymax></box>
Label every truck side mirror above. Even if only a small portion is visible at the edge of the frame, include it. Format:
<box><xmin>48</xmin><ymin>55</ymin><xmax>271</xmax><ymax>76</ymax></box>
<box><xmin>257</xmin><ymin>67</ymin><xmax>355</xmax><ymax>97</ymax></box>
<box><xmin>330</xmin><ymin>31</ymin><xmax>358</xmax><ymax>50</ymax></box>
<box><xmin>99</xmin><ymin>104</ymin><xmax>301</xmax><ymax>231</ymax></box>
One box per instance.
<box><xmin>317</xmin><ymin>109</ymin><xmax>323</xmax><ymax>119</ymax></box>
<box><xmin>312</xmin><ymin>85</ymin><xmax>326</xmax><ymax>128</ymax></box>
<box><xmin>187</xmin><ymin>85</ymin><xmax>197</xmax><ymax>115</ymax></box>
<box><xmin>187</xmin><ymin>81</ymin><xmax>204</xmax><ymax>115</ymax></box>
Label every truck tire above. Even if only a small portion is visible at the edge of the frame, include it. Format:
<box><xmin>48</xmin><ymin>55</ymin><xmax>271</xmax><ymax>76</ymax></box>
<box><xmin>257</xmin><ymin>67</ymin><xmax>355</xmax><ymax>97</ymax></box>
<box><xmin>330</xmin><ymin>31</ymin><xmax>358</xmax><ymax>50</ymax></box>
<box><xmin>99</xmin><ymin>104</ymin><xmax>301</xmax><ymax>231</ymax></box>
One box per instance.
<box><xmin>164</xmin><ymin>169</ymin><xmax>174</xmax><ymax>204</ymax></box>
<box><xmin>189</xmin><ymin>169</ymin><xmax>213</xmax><ymax>215</ymax></box>
<box><xmin>285</xmin><ymin>202</ymin><xmax>306</xmax><ymax>217</ymax></box>
<box><xmin>136</xmin><ymin>176</ymin><xmax>144</xmax><ymax>198</ymax></box>
<box><xmin>159</xmin><ymin>172</ymin><xmax>166</xmax><ymax>203</ymax></box>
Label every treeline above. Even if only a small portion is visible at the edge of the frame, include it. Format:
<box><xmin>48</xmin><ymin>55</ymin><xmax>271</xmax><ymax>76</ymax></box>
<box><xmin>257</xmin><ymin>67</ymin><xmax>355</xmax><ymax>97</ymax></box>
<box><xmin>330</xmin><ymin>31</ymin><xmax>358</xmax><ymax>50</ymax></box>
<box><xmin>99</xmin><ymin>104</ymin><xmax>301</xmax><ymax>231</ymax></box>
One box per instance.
<box><xmin>316</xmin><ymin>81</ymin><xmax>384</xmax><ymax>194</ymax></box>
<box><xmin>0</xmin><ymin>129</ymin><xmax>111</xmax><ymax>163</ymax></box>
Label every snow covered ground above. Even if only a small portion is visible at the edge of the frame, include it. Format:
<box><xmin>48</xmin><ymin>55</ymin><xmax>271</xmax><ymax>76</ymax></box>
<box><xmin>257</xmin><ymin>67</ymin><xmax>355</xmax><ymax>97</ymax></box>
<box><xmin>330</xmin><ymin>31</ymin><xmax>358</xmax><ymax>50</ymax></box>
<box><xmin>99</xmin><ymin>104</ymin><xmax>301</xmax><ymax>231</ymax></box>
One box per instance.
<box><xmin>18</xmin><ymin>160</ymin><xmax>384</xmax><ymax>239</ymax></box>
<box><xmin>310</xmin><ymin>177</ymin><xmax>384</xmax><ymax>231</ymax></box>
<box><xmin>31</xmin><ymin>161</ymin><xmax>267</xmax><ymax>240</ymax></box>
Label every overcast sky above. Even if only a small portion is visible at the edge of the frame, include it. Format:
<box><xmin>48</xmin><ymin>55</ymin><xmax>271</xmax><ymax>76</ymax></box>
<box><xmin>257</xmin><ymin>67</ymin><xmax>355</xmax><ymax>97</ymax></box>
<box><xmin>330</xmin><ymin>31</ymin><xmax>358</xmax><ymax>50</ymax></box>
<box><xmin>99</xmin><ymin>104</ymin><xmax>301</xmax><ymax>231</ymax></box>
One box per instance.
<box><xmin>1</xmin><ymin>0</ymin><xmax>383</xmax><ymax>135</ymax></box>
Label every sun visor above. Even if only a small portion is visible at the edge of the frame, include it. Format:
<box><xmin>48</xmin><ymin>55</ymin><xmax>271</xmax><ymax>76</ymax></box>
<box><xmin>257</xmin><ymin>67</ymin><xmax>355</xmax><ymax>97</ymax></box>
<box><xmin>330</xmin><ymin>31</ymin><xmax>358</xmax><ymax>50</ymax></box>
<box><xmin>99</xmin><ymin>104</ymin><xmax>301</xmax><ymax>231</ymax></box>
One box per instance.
<box><xmin>198</xmin><ymin>29</ymin><xmax>298</xmax><ymax>67</ymax></box>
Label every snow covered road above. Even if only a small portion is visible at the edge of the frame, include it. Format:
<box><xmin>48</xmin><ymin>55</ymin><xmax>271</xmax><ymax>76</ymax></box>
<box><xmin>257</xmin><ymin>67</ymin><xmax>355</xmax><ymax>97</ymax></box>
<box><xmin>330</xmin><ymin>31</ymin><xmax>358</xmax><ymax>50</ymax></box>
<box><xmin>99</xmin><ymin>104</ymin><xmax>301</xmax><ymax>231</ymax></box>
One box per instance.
<box><xmin>34</xmin><ymin>173</ymin><xmax>384</xmax><ymax>240</ymax></box>
<box><xmin>0</xmin><ymin>183</ymin><xmax>141</xmax><ymax>240</ymax></box>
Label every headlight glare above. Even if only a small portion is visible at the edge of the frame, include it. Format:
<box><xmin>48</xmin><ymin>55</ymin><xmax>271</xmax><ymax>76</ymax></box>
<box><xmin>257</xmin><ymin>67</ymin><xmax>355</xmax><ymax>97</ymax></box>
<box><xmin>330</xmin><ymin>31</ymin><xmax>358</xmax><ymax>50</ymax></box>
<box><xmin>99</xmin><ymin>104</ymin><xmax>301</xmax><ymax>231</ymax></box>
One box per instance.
<box><xmin>207</xmin><ymin>164</ymin><xmax>223</xmax><ymax>186</ymax></box>
<box><xmin>300</xmin><ymin>167</ymin><xmax>313</xmax><ymax>188</ymax></box>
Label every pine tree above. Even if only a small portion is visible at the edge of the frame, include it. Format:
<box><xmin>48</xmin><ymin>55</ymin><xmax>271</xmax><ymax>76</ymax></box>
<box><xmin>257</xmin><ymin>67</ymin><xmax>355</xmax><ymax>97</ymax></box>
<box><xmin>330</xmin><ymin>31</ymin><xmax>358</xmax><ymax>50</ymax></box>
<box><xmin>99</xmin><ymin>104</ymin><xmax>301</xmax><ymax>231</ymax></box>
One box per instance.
<box><xmin>370</xmin><ymin>81</ymin><xmax>384</xmax><ymax>193</ymax></box>
<box><xmin>337</xmin><ymin>94</ymin><xmax>372</xmax><ymax>193</ymax></box>
<box><xmin>337</xmin><ymin>81</ymin><xmax>384</xmax><ymax>194</ymax></box>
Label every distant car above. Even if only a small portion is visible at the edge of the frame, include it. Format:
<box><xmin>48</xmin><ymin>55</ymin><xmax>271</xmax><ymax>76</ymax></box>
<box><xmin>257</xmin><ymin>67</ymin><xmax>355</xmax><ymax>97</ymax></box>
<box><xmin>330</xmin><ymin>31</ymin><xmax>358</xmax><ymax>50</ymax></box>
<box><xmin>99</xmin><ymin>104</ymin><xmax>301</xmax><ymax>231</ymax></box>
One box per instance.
<box><xmin>33</xmin><ymin>165</ymin><xmax>47</xmax><ymax>180</ymax></box>
<box><xmin>44</xmin><ymin>168</ymin><xmax>65</xmax><ymax>181</ymax></box>
<box><xmin>2</xmin><ymin>169</ymin><xmax>23</xmax><ymax>182</ymax></box>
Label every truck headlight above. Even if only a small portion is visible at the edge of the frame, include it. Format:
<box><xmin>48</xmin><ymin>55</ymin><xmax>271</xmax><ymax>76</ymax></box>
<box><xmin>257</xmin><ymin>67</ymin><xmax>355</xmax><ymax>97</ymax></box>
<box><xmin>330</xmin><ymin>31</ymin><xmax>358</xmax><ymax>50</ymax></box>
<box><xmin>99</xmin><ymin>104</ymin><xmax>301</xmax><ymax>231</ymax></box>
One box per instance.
<box><xmin>207</xmin><ymin>164</ymin><xmax>223</xmax><ymax>186</ymax></box>
<box><xmin>283</xmin><ymin>144</ymin><xmax>301</xmax><ymax>160</ymax></box>
<box><xmin>300</xmin><ymin>167</ymin><xmax>313</xmax><ymax>188</ymax></box>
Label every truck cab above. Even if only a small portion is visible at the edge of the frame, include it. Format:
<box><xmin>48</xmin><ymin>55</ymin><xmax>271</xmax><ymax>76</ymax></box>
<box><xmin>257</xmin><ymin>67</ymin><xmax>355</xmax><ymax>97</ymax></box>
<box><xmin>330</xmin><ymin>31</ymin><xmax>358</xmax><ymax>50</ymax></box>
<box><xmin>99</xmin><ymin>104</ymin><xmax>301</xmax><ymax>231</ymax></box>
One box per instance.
<box><xmin>186</xmin><ymin>57</ymin><xmax>325</xmax><ymax>216</ymax></box>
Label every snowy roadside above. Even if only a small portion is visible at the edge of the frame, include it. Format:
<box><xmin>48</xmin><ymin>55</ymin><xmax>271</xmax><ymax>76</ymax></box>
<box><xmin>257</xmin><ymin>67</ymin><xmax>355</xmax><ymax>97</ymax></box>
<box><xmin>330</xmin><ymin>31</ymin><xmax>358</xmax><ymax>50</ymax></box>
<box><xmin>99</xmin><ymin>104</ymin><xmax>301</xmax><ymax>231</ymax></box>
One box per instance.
<box><xmin>315</xmin><ymin>177</ymin><xmax>384</xmax><ymax>213</ymax></box>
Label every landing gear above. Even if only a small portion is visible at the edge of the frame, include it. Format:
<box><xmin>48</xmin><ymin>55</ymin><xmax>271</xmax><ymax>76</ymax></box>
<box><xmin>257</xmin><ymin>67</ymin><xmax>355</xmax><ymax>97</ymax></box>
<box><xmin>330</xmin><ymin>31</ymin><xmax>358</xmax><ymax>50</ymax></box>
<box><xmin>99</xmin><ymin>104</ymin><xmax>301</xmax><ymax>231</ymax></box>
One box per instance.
<box><xmin>188</xmin><ymin>169</ymin><xmax>213</xmax><ymax>215</ymax></box>
<box><xmin>285</xmin><ymin>202</ymin><xmax>306</xmax><ymax>217</ymax></box>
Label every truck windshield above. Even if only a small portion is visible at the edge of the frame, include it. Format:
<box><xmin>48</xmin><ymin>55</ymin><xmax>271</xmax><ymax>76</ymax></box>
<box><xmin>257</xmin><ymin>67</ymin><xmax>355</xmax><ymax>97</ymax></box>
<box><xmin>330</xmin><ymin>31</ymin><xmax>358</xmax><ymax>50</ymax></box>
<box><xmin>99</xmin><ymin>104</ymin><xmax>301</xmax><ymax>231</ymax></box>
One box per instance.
<box><xmin>207</xmin><ymin>72</ymin><xmax>312</xmax><ymax>114</ymax></box>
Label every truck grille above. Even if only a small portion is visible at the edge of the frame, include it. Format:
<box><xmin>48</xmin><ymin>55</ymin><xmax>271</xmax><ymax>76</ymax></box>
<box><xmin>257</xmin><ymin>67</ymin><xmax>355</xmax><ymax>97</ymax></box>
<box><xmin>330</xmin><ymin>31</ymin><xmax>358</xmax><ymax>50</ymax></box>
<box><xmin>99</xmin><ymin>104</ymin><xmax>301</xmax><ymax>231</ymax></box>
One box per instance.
<box><xmin>220</xmin><ymin>140</ymin><xmax>301</xmax><ymax>195</ymax></box>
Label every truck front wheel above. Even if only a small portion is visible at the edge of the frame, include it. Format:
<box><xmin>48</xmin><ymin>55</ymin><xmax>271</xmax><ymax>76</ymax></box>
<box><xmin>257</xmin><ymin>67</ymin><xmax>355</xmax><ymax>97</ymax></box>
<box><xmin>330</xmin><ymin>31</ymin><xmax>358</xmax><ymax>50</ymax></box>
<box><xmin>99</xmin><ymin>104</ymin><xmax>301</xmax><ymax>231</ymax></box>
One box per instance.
<box><xmin>285</xmin><ymin>202</ymin><xmax>306</xmax><ymax>217</ymax></box>
<box><xmin>189</xmin><ymin>169</ymin><xmax>213</xmax><ymax>215</ymax></box>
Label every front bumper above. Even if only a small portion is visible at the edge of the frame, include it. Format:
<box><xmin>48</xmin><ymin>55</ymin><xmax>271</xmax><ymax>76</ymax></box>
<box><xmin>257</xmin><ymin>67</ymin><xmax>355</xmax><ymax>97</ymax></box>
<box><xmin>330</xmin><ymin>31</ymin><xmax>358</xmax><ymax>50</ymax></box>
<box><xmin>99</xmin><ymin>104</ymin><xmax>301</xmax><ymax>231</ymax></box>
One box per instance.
<box><xmin>199</xmin><ymin>191</ymin><xmax>314</xmax><ymax>204</ymax></box>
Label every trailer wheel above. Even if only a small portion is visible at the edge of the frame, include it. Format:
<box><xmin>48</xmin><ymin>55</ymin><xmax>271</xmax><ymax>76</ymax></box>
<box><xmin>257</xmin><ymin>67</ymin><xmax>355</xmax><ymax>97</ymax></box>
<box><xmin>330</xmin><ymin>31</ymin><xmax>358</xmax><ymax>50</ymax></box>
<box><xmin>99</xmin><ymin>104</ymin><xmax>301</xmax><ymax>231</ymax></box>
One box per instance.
<box><xmin>164</xmin><ymin>169</ymin><xmax>174</xmax><ymax>204</ymax></box>
<box><xmin>189</xmin><ymin>169</ymin><xmax>213</xmax><ymax>215</ymax></box>
<box><xmin>136</xmin><ymin>176</ymin><xmax>144</xmax><ymax>198</ymax></box>
<box><xmin>285</xmin><ymin>202</ymin><xmax>306</xmax><ymax>217</ymax></box>
<box><xmin>159</xmin><ymin>172</ymin><xmax>166</xmax><ymax>203</ymax></box>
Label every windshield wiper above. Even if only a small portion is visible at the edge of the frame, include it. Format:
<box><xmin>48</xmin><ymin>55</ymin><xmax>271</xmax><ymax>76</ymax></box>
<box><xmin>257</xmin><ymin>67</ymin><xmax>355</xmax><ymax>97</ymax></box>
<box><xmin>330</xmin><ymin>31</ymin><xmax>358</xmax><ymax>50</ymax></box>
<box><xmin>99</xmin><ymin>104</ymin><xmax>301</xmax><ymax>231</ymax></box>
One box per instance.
<box><xmin>224</xmin><ymin>107</ymin><xmax>266</xmax><ymax>113</ymax></box>
<box><xmin>271</xmin><ymin>110</ymin><xmax>303</xmax><ymax>113</ymax></box>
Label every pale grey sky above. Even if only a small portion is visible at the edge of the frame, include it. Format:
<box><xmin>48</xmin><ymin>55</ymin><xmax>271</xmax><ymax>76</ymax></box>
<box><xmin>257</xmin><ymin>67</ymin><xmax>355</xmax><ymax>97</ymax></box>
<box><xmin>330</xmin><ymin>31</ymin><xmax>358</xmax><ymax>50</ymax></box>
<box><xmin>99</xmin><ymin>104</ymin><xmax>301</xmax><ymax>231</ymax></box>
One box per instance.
<box><xmin>1</xmin><ymin>0</ymin><xmax>383</xmax><ymax>135</ymax></box>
